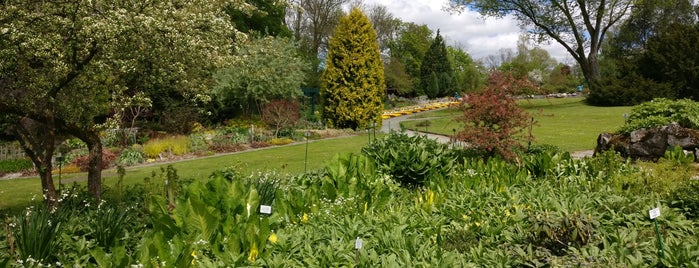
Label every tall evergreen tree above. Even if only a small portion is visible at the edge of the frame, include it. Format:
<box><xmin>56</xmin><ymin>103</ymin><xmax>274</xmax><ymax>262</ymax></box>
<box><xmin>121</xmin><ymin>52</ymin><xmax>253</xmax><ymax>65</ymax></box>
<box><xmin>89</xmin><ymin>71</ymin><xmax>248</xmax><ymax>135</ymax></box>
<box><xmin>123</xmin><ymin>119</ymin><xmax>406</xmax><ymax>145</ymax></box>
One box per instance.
<box><xmin>321</xmin><ymin>7</ymin><xmax>384</xmax><ymax>129</ymax></box>
<box><xmin>420</xmin><ymin>30</ymin><xmax>452</xmax><ymax>98</ymax></box>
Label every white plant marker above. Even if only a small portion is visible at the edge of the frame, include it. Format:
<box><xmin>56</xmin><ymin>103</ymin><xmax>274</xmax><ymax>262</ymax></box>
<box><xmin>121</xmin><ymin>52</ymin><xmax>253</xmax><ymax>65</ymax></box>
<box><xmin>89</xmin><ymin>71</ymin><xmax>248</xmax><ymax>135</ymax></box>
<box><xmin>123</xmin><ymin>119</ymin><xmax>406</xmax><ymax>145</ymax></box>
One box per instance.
<box><xmin>260</xmin><ymin>205</ymin><xmax>272</xmax><ymax>215</ymax></box>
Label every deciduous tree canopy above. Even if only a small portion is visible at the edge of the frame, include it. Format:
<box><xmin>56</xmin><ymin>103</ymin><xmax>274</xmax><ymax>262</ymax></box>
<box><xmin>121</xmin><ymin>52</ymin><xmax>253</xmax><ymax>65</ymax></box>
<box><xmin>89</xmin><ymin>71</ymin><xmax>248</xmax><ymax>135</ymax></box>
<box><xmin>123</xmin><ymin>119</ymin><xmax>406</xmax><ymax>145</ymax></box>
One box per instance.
<box><xmin>214</xmin><ymin>36</ymin><xmax>307</xmax><ymax>118</ymax></box>
<box><xmin>0</xmin><ymin>0</ymin><xmax>238</xmax><ymax>201</ymax></box>
<box><xmin>449</xmin><ymin>0</ymin><xmax>632</xmax><ymax>94</ymax></box>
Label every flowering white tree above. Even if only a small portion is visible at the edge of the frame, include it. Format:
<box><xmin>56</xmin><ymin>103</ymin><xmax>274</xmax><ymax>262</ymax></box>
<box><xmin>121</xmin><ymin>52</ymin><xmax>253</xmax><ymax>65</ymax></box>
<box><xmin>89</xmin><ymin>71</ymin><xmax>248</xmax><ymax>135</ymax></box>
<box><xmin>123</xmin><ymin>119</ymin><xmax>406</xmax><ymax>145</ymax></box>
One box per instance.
<box><xmin>0</xmin><ymin>0</ymin><xmax>243</xmax><ymax>203</ymax></box>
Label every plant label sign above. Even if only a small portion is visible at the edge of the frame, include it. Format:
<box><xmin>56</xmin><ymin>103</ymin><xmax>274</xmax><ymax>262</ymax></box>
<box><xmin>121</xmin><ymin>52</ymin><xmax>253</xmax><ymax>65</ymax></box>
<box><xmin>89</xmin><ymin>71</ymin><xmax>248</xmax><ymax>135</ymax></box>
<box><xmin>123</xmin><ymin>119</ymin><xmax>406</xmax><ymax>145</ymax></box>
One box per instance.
<box><xmin>355</xmin><ymin>237</ymin><xmax>363</xmax><ymax>249</ymax></box>
<box><xmin>260</xmin><ymin>205</ymin><xmax>272</xmax><ymax>215</ymax></box>
<box><xmin>649</xmin><ymin>207</ymin><xmax>661</xmax><ymax>220</ymax></box>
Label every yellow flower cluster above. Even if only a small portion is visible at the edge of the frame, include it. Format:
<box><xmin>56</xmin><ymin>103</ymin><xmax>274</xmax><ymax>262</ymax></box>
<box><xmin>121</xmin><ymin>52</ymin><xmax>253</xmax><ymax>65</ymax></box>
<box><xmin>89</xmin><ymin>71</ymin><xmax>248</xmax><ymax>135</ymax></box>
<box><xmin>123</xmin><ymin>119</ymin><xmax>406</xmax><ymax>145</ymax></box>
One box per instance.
<box><xmin>382</xmin><ymin>101</ymin><xmax>459</xmax><ymax>119</ymax></box>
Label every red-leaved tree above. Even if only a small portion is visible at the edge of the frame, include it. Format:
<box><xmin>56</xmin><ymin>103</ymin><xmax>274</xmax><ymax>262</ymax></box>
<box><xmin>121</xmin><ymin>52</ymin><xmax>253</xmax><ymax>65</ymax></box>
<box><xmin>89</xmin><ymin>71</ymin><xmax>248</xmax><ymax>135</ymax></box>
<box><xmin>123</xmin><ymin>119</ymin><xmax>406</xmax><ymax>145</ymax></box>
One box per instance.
<box><xmin>261</xmin><ymin>99</ymin><xmax>301</xmax><ymax>137</ymax></box>
<box><xmin>456</xmin><ymin>71</ymin><xmax>533</xmax><ymax>160</ymax></box>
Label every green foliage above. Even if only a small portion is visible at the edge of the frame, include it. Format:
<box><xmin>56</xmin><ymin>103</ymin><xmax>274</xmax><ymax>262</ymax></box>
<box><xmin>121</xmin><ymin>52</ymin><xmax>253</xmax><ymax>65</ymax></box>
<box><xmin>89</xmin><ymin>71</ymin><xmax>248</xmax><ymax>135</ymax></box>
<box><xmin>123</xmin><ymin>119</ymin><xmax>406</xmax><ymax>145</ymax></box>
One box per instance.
<box><xmin>589</xmin><ymin>71</ymin><xmax>675</xmax><ymax>106</ymax></box>
<box><xmin>4</xmin><ymin>142</ymin><xmax>699</xmax><ymax>266</ymax></box>
<box><xmin>663</xmin><ymin>146</ymin><xmax>696</xmax><ymax>166</ymax></box>
<box><xmin>90</xmin><ymin>206</ymin><xmax>131</xmax><ymax>249</ymax></box>
<box><xmin>542</xmin><ymin>64</ymin><xmax>579</xmax><ymax>94</ymax></box>
<box><xmin>13</xmin><ymin>207</ymin><xmax>63</xmax><ymax>264</ymax></box>
<box><xmin>227</xmin><ymin>0</ymin><xmax>291</xmax><ymax>37</ymax></box>
<box><xmin>641</xmin><ymin>23</ymin><xmax>699</xmax><ymax>100</ymax></box>
<box><xmin>0</xmin><ymin>159</ymin><xmax>33</xmax><ymax>174</ymax></box>
<box><xmin>116</xmin><ymin>147</ymin><xmax>144</xmax><ymax>166</ymax></box>
<box><xmin>449</xmin><ymin>0</ymin><xmax>631</xmax><ymax>95</ymax></box>
<box><xmin>447</xmin><ymin>46</ymin><xmax>485</xmax><ymax>93</ymax></box>
<box><xmin>424</xmin><ymin>72</ymin><xmax>440</xmax><ymax>99</ymax></box>
<box><xmin>389</xmin><ymin>22</ymin><xmax>433</xmax><ymax>96</ymax></box>
<box><xmin>594</xmin><ymin>1</ymin><xmax>698</xmax><ymax>106</ymax></box>
<box><xmin>670</xmin><ymin>180</ymin><xmax>699</xmax><ymax>220</ymax></box>
<box><xmin>420</xmin><ymin>30</ymin><xmax>452</xmax><ymax>98</ymax></box>
<box><xmin>214</xmin><ymin>36</ymin><xmax>306</xmax><ymax>117</ymax></box>
<box><xmin>321</xmin><ymin>8</ymin><xmax>385</xmax><ymax>129</ymax></box>
<box><xmin>1</xmin><ymin>0</ymin><xmax>240</xmax><ymax>202</ymax></box>
<box><xmin>384</xmin><ymin>57</ymin><xmax>414</xmax><ymax>96</ymax></box>
<box><xmin>618</xmin><ymin>98</ymin><xmax>699</xmax><ymax>134</ymax></box>
<box><xmin>362</xmin><ymin>132</ymin><xmax>457</xmax><ymax>187</ymax></box>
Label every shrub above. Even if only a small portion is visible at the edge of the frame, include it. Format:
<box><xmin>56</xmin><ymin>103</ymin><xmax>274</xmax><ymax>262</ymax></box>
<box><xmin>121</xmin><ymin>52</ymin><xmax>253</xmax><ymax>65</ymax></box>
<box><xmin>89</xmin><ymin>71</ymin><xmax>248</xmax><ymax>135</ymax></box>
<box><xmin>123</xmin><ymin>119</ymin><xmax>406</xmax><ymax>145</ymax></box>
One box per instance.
<box><xmin>618</xmin><ymin>98</ymin><xmax>699</xmax><ymax>134</ymax></box>
<box><xmin>71</xmin><ymin>150</ymin><xmax>118</xmax><ymax>172</ymax></box>
<box><xmin>268</xmin><ymin>138</ymin><xmax>293</xmax><ymax>145</ymax></box>
<box><xmin>53</xmin><ymin>164</ymin><xmax>81</xmax><ymax>174</ymax></box>
<box><xmin>261</xmin><ymin>99</ymin><xmax>301</xmax><ymax>137</ymax></box>
<box><xmin>362</xmin><ymin>132</ymin><xmax>457</xmax><ymax>187</ymax></box>
<box><xmin>142</xmin><ymin>136</ymin><xmax>190</xmax><ymax>158</ymax></box>
<box><xmin>116</xmin><ymin>147</ymin><xmax>145</xmax><ymax>166</ymax></box>
<box><xmin>159</xmin><ymin>106</ymin><xmax>202</xmax><ymax>135</ymax></box>
<box><xmin>455</xmin><ymin>71</ymin><xmax>533</xmax><ymax>160</ymax></box>
<box><xmin>669</xmin><ymin>180</ymin><xmax>699</xmax><ymax>219</ymax></box>
<box><xmin>0</xmin><ymin>158</ymin><xmax>33</xmax><ymax>174</ymax></box>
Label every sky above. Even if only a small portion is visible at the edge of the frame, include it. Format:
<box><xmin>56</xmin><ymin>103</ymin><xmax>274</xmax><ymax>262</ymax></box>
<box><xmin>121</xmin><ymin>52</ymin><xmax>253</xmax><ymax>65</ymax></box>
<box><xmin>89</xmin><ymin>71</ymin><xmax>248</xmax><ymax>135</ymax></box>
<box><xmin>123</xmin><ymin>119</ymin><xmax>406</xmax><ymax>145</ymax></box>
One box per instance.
<box><xmin>361</xmin><ymin>0</ymin><xmax>573</xmax><ymax>65</ymax></box>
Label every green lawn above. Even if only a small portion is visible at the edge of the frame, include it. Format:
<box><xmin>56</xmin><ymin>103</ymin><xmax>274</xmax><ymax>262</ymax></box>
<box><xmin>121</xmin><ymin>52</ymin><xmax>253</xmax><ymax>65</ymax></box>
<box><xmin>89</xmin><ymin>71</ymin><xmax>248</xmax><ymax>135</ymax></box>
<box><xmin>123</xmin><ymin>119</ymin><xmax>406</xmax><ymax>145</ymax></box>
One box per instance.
<box><xmin>0</xmin><ymin>134</ymin><xmax>373</xmax><ymax>212</ymax></box>
<box><xmin>401</xmin><ymin>97</ymin><xmax>632</xmax><ymax>152</ymax></box>
<box><xmin>0</xmin><ymin>98</ymin><xmax>633</xmax><ymax>211</ymax></box>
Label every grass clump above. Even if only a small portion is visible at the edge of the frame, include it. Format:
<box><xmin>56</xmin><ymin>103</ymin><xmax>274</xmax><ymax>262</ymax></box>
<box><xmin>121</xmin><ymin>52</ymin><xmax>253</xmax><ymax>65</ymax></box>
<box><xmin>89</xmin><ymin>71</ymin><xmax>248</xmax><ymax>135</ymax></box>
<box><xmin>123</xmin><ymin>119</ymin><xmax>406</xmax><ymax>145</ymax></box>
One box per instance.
<box><xmin>143</xmin><ymin>135</ymin><xmax>190</xmax><ymax>158</ymax></box>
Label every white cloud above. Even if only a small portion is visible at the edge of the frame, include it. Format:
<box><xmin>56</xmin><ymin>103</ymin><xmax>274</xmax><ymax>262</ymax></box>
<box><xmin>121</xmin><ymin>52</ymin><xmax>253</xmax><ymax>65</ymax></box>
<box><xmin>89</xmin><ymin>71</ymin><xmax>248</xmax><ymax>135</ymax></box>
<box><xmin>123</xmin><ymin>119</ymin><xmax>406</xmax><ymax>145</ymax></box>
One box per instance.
<box><xmin>361</xmin><ymin>0</ymin><xmax>571</xmax><ymax>63</ymax></box>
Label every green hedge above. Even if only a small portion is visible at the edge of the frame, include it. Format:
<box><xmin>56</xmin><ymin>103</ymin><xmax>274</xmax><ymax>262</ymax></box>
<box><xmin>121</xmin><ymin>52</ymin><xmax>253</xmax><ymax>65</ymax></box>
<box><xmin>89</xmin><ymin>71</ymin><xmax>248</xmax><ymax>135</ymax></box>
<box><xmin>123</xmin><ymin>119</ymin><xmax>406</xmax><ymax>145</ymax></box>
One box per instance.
<box><xmin>0</xmin><ymin>158</ymin><xmax>33</xmax><ymax>173</ymax></box>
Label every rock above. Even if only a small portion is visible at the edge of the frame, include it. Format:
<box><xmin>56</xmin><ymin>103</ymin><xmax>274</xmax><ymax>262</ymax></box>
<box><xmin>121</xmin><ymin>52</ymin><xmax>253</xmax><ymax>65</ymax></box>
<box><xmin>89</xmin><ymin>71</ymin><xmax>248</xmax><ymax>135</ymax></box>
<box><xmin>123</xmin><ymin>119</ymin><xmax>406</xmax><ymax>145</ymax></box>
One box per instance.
<box><xmin>666</xmin><ymin>122</ymin><xmax>699</xmax><ymax>149</ymax></box>
<box><xmin>629</xmin><ymin>127</ymin><xmax>667</xmax><ymax>161</ymax></box>
<box><xmin>594</xmin><ymin>132</ymin><xmax>629</xmax><ymax>157</ymax></box>
<box><xmin>595</xmin><ymin>122</ymin><xmax>699</xmax><ymax>162</ymax></box>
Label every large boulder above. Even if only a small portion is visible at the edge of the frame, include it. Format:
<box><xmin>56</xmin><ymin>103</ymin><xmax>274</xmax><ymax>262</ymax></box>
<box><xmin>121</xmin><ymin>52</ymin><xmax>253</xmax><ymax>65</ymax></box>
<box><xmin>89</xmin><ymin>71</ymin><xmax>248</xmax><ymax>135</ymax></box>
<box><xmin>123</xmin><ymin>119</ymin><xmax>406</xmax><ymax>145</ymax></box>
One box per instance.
<box><xmin>594</xmin><ymin>132</ymin><xmax>629</xmax><ymax>157</ymax></box>
<box><xmin>595</xmin><ymin>123</ymin><xmax>699</xmax><ymax>162</ymax></box>
<box><xmin>666</xmin><ymin>122</ymin><xmax>699</xmax><ymax>148</ymax></box>
<box><xmin>628</xmin><ymin>127</ymin><xmax>668</xmax><ymax>161</ymax></box>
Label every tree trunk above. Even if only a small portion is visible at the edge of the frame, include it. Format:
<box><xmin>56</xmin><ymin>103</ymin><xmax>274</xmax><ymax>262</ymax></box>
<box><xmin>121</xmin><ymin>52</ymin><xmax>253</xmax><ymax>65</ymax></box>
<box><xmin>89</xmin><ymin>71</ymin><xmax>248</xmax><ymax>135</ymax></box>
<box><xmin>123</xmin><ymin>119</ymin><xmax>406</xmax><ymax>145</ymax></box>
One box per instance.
<box><xmin>84</xmin><ymin>133</ymin><xmax>103</xmax><ymax>200</ymax></box>
<box><xmin>10</xmin><ymin>117</ymin><xmax>59</xmax><ymax>207</ymax></box>
<box><xmin>38</xmin><ymin>163</ymin><xmax>58</xmax><ymax>207</ymax></box>
<box><xmin>586</xmin><ymin>52</ymin><xmax>602</xmax><ymax>93</ymax></box>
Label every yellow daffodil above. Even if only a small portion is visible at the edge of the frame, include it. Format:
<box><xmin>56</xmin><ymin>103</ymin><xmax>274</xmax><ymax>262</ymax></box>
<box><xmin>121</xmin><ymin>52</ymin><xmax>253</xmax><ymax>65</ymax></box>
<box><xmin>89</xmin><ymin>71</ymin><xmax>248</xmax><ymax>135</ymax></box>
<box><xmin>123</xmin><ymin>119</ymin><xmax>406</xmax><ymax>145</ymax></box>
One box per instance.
<box><xmin>426</xmin><ymin>189</ymin><xmax>434</xmax><ymax>206</ymax></box>
<box><xmin>248</xmin><ymin>243</ymin><xmax>259</xmax><ymax>262</ymax></box>
<box><xmin>268</xmin><ymin>232</ymin><xmax>278</xmax><ymax>244</ymax></box>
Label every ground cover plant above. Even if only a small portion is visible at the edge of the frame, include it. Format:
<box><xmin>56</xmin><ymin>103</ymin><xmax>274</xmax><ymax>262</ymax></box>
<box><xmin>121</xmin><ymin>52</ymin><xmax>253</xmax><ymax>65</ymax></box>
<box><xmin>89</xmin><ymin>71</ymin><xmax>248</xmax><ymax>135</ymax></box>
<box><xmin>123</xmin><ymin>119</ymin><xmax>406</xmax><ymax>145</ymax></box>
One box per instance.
<box><xmin>1</xmin><ymin>134</ymin><xmax>698</xmax><ymax>267</ymax></box>
<box><xmin>401</xmin><ymin>97</ymin><xmax>632</xmax><ymax>152</ymax></box>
